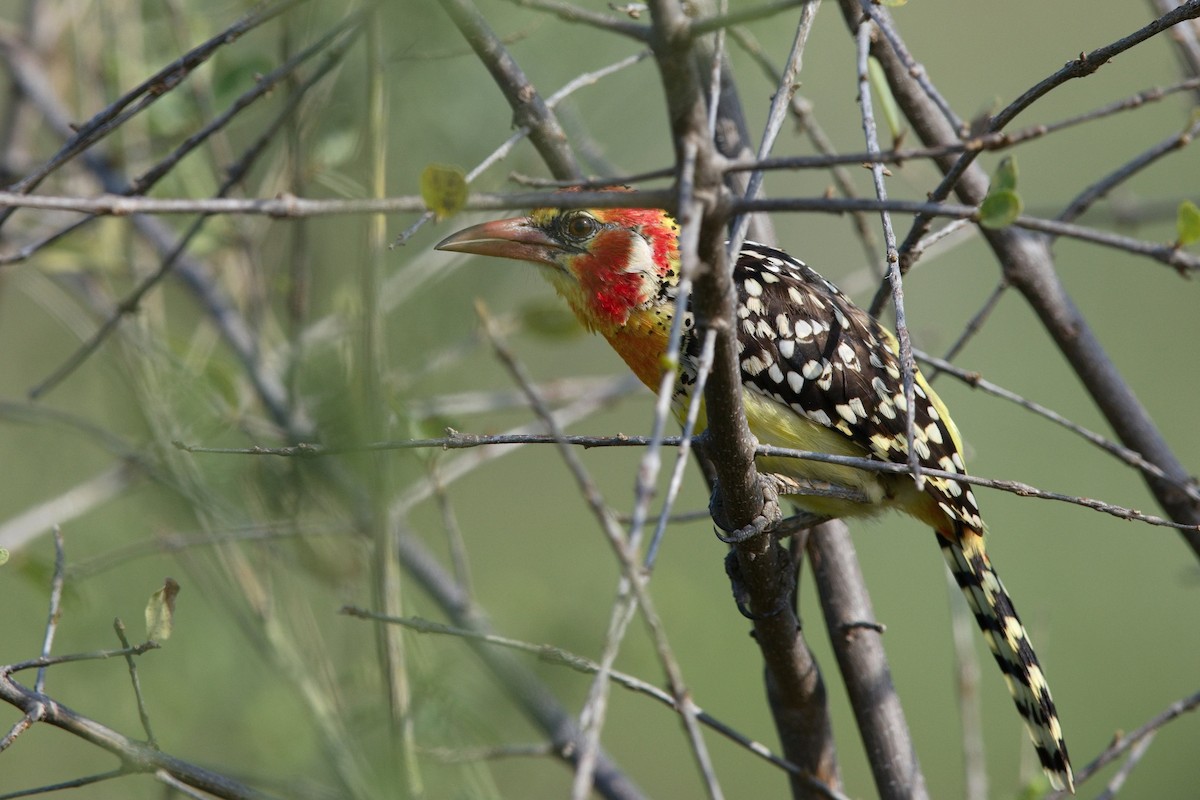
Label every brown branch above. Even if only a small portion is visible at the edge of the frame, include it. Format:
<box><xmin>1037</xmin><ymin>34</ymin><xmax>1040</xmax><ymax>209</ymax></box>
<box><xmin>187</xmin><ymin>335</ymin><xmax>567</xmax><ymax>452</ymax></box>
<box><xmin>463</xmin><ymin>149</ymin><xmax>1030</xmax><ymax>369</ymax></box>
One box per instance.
<box><xmin>507</xmin><ymin>0</ymin><xmax>650</xmax><ymax>41</ymax></box>
<box><xmin>1056</xmin><ymin>113</ymin><xmax>1200</xmax><ymax>224</ymax></box>
<box><xmin>437</xmin><ymin>0</ymin><xmax>580</xmax><ymax>181</ymax></box>
<box><xmin>646</xmin><ymin>3</ymin><xmax>841</xmax><ymax>797</ymax></box>
<box><xmin>807</xmin><ymin>521</ymin><xmax>930</xmax><ymax>800</ymax></box>
<box><xmin>0</xmin><ymin>660</ymin><xmax>276</xmax><ymax>800</ymax></box>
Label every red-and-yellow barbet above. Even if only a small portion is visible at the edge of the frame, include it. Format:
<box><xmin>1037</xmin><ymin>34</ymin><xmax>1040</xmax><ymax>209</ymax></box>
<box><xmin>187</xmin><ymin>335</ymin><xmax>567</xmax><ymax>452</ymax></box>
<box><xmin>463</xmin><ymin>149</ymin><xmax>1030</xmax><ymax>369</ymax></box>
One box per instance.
<box><xmin>436</xmin><ymin>191</ymin><xmax>1073</xmax><ymax>792</ymax></box>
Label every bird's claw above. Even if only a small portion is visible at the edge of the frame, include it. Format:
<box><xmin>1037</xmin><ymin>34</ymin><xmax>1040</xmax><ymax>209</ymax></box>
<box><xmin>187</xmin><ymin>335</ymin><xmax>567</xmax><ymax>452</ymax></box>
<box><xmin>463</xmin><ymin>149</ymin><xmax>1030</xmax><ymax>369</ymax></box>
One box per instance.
<box><xmin>709</xmin><ymin>478</ymin><xmax>782</xmax><ymax>544</ymax></box>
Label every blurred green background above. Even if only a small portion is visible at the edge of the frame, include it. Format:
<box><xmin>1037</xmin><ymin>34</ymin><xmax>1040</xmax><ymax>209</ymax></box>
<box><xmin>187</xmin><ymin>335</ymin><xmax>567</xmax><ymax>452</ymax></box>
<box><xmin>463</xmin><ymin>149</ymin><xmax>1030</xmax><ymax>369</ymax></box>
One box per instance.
<box><xmin>1</xmin><ymin>1</ymin><xmax>1197</xmax><ymax>798</ymax></box>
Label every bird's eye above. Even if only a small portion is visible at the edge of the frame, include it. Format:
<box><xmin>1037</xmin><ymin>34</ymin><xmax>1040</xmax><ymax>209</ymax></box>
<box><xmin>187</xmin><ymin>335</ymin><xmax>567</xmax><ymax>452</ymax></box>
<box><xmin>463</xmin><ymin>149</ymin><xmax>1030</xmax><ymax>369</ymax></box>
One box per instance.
<box><xmin>562</xmin><ymin>213</ymin><xmax>599</xmax><ymax>242</ymax></box>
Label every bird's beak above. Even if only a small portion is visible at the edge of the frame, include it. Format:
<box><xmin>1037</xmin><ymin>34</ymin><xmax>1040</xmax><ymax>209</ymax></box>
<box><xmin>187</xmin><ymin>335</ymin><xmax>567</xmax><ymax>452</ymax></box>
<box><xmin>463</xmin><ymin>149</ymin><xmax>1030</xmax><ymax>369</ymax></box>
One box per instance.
<box><xmin>435</xmin><ymin>217</ymin><xmax>563</xmax><ymax>267</ymax></box>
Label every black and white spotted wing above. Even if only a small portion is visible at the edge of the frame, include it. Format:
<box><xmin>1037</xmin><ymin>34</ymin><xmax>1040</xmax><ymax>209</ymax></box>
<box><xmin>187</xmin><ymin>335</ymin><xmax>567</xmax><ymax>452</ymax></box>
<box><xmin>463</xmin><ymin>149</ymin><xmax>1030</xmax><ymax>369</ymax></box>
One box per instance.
<box><xmin>713</xmin><ymin>242</ymin><xmax>981</xmax><ymax>527</ymax></box>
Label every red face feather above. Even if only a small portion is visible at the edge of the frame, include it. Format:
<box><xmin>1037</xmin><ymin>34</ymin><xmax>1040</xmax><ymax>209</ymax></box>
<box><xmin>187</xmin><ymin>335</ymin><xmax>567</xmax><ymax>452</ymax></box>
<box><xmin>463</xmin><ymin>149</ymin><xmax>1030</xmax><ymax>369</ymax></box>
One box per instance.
<box><xmin>571</xmin><ymin>227</ymin><xmax>649</xmax><ymax>325</ymax></box>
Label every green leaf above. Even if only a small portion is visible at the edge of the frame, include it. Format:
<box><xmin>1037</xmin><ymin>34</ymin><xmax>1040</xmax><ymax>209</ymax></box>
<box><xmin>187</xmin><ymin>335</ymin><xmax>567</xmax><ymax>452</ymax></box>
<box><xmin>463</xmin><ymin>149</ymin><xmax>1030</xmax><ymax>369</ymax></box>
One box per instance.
<box><xmin>992</xmin><ymin>155</ymin><xmax>1019</xmax><ymax>193</ymax></box>
<box><xmin>1176</xmin><ymin>199</ymin><xmax>1200</xmax><ymax>247</ymax></box>
<box><xmin>879</xmin><ymin>0</ymin><xmax>907</xmax><ymax>6</ymax></box>
<box><xmin>978</xmin><ymin>189</ymin><xmax>1022</xmax><ymax>229</ymax></box>
<box><xmin>420</xmin><ymin>164</ymin><xmax>468</xmax><ymax>219</ymax></box>
<box><xmin>867</xmin><ymin>57</ymin><xmax>906</xmax><ymax>142</ymax></box>
<box><xmin>145</xmin><ymin>577</ymin><xmax>181</xmax><ymax>642</ymax></box>
<box><xmin>978</xmin><ymin>157</ymin><xmax>1022</xmax><ymax>229</ymax></box>
<box><xmin>0</xmin><ymin>547</ymin><xmax>8</xmax><ymax>566</ymax></box>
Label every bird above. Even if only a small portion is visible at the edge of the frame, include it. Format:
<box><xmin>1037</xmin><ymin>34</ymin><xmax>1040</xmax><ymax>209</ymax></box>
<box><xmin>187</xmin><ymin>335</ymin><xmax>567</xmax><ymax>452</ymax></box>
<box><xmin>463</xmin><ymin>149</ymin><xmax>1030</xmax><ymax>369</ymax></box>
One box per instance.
<box><xmin>436</xmin><ymin>194</ymin><xmax>1073</xmax><ymax>792</ymax></box>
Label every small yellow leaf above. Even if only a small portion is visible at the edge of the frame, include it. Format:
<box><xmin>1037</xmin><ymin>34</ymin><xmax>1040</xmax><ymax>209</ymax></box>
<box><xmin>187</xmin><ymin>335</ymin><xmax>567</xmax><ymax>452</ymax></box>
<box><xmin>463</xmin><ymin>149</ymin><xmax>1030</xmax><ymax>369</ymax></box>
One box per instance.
<box><xmin>1176</xmin><ymin>199</ymin><xmax>1200</xmax><ymax>247</ymax></box>
<box><xmin>420</xmin><ymin>164</ymin><xmax>468</xmax><ymax>219</ymax></box>
<box><xmin>0</xmin><ymin>548</ymin><xmax>8</xmax><ymax>566</ymax></box>
<box><xmin>145</xmin><ymin>577</ymin><xmax>181</xmax><ymax>642</ymax></box>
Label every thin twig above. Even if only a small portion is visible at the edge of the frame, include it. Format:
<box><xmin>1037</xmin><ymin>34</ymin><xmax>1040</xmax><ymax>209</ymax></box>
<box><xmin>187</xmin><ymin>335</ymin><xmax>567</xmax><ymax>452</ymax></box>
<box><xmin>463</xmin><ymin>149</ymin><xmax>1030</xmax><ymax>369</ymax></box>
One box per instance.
<box><xmin>0</xmin><ymin>769</ymin><xmax>125</xmax><ymax>799</ymax></box>
<box><xmin>645</xmin><ymin>327</ymin><xmax>715</xmax><ymax>568</ymax></box>
<box><xmin>1091</xmin><ymin>733</ymin><xmax>1156</xmax><ymax>800</ymax></box>
<box><xmin>2</xmin><ymin>189</ymin><xmax>1194</xmax><ymax>274</ymax></box>
<box><xmin>893</xmin><ymin>0</ymin><xmax>1200</xmax><ymax>267</ymax></box>
<box><xmin>727</xmin><ymin>0</ymin><xmax>819</xmax><ymax>256</ymax></box>
<box><xmin>112</xmin><ymin>618</ymin><xmax>157</xmax><ymax>747</ymax></box>
<box><xmin>1057</xmin><ymin>113</ymin><xmax>1200</xmax><ymax>224</ymax></box>
<box><xmin>690</xmin><ymin>0</ymin><xmax>808</xmax><ymax>37</ymax></box>
<box><xmin>916</xmin><ymin>349</ymin><xmax>1200</xmax><ymax>505</ymax></box>
<box><xmin>507</xmin><ymin>0</ymin><xmax>650</xmax><ymax>41</ymax></box>
<box><xmin>926</xmin><ymin>279</ymin><xmax>1008</xmax><ymax>374</ymax></box>
<box><xmin>0</xmin><ymin>660</ymin><xmax>275</xmax><ymax>800</ymax></box>
<box><xmin>34</xmin><ymin>527</ymin><xmax>65</xmax><ymax>694</ymax></box>
<box><xmin>726</xmin><ymin>24</ymin><xmax>880</xmax><ymax>267</ymax></box>
<box><xmin>389</xmin><ymin>524</ymin><xmax>648</xmax><ymax>800</ymax></box>
<box><xmin>1048</xmin><ymin>688</ymin><xmax>1200</xmax><ymax>797</ymax></box>
<box><xmin>855</xmin><ymin>18</ymin><xmax>922</xmax><ymax>490</ymax></box>
<box><xmin>185</xmin><ymin>429</ymin><xmax>1200</xmax><ymax>532</ymax></box>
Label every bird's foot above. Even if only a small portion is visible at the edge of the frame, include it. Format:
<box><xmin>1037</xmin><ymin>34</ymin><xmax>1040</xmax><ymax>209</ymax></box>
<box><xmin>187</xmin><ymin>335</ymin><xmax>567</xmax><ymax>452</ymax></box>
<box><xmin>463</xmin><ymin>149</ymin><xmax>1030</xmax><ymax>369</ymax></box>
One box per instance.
<box><xmin>709</xmin><ymin>478</ymin><xmax>782</xmax><ymax>544</ymax></box>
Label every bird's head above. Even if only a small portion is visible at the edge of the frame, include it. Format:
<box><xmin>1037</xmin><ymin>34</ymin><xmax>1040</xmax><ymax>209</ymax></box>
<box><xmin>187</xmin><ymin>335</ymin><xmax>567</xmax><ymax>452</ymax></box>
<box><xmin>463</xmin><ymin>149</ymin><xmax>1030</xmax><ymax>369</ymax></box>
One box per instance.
<box><xmin>436</xmin><ymin>199</ymin><xmax>681</xmax><ymax>334</ymax></box>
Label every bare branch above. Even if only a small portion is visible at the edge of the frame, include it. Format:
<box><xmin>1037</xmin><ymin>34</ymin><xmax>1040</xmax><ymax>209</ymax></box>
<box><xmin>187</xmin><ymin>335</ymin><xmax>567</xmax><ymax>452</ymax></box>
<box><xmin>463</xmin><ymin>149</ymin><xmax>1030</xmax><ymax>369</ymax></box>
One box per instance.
<box><xmin>1057</xmin><ymin>112</ymin><xmax>1200</xmax><ymax>224</ymax></box>
<box><xmin>34</xmin><ymin>527</ymin><xmax>65</xmax><ymax>693</ymax></box>
<box><xmin>507</xmin><ymin>0</ymin><xmax>651</xmax><ymax>41</ymax></box>
<box><xmin>1050</xmin><ymin>688</ymin><xmax>1200</xmax><ymax>796</ymax></box>
<box><xmin>438</xmin><ymin>0</ymin><xmax>580</xmax><ymax>180</ymax></box>
<box><xmin>180</xmin><ymin>430</ymin><xmax>1200</xmax><ymax>532</ymax></box>
<box><xmin>474</xmin><ymin>302</ymin><xmax>718</xmax><ymax>800</ymax></box>
<box><xmin>808</xmin><ymin>521</ymin><xmax>929</xmax><ymax>800</ymax></box>
<box><xmin>1</xmin><ymin>654</ymin><xmax>274</xmax><ymax>800</ymax></box>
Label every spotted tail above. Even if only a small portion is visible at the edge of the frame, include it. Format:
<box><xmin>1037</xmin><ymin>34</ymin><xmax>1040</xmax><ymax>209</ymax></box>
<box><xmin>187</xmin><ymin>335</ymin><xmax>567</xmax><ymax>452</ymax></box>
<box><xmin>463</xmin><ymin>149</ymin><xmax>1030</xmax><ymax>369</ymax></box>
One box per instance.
<box><xmin>938</xmin><ymin>526</ymin><xmax>1074</xmax><ymax>793</ymax></box>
